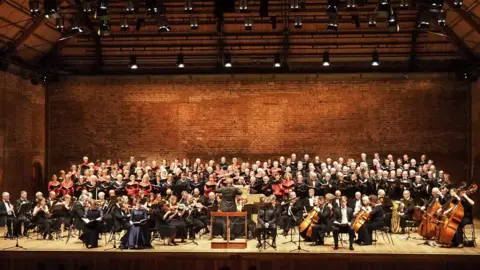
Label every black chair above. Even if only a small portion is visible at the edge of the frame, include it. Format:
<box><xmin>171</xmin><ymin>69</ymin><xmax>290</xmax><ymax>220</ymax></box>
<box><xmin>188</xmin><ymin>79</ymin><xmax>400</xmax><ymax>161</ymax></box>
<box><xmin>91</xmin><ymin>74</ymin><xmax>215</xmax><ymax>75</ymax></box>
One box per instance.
<box><xmin>463</xmin><ymin>220</ymin><xmax>476</xmax><ymax>247</ymax></box>
<box><xmin>373</xmin><ymin>226</ymin><xmax>394</xmax><ymax>245</ymax></box>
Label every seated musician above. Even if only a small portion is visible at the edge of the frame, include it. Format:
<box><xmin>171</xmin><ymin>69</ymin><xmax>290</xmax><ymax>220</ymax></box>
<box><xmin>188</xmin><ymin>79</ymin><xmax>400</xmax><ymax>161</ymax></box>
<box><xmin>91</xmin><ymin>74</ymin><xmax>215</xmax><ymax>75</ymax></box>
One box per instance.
<box><xmin>302</xmin><ymin>188</ymin><xmax>315</xmax><ymax>212</ymax></box>
<box><xmin>79</xmin><ymin>200</ymin><xmax>103</xmax><ymax>249</ymax></box>
<box><xmin>356</xmin><ymin>195</ymin><xmax>384</xmax><ymax>246</ymax></box>
<box><xmin>399</xmin><ymin>190</ymin><xmax>415</xmax><ymax>233</ymax></box>
<box><xmin>332</xmin><ymin>196</ymin><xmax>355</xmax><ymax>251</ymax></box>
<box><xmin>1</xmin><ymin>192</ymin><xmax>16</xmax><ymax>238</ymax></box>
<box><xmin>348</xmin><ymin>192</ymin><xmax>362</xmax><ymax>215</ymax></box>
<box><xmin>165</xmin><ymin>195</ymin><xmax>187</xmax><ymax>241</ymax></box>
<box><xmin>151</xmin><ymin>196</ymin><xmax>177</xmax><ymax>246</ymax></box>
<box><xmin>57</xmin><ymin>195</ymin><xmax>73</xmax><ymax>237</ymax></box>
<box><xmin>378</xmin><ymin>189</ymin><xmax>393</xmax><ymax>230</ymax></box>
<box><xmin>280</xmin><ymin>191</ymin><xmax>303</xmax><ymax>237</ymax></box>
<box><xmin>310</xmin><ymin>196</ymin><xmax>332</xmax><ymax>246</ymax></box>
<box><xmin>256</xmin><ymin>196</ymin><xmax>278</xmax><ymax>248</ymax></box>
<box><xmin>184</xmin><ymin>194</ymin><xmax>208</xmax><ymax>240</ymax></box>
<box><xmin>112</xmin><ymin>197</ymin><xmax>131</xmax><ymax>233</ymax></box>
<box><xmin>444</xmin><ymin>189</ymin><xmax>475</xmax><ymax>248</ymax></box>
<box><xmin>14</xmin><ymin>191</ymin><xmax>31</xmax><ymax>237</ymax></box>
<box><xmin>32</xmin><ymin>198</ymin><xmax>53</xmax><ymax>240</ymax></box>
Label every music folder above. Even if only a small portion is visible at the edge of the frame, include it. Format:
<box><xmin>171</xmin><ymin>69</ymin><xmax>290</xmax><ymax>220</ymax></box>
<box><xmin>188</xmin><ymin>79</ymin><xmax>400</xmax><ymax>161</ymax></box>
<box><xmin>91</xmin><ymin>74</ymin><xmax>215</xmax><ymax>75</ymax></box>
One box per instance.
<box><xmin>18</xmin><ymin>202</ymin><xmax>33</xmax><ymax>215</ymax></box>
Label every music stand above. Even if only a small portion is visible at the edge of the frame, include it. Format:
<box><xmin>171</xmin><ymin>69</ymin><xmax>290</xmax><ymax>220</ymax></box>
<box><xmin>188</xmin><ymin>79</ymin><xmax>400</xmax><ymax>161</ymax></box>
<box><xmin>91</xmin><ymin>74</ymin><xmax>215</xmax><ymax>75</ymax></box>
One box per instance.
<box><xmin>3</xmin><ymin>205</ymin><xmax>29</xmax><ymax>251</ymax></box>
<box><xmin>288</xmin><ymin>210</ymin><xmax>308</xmax><ymax>253</ymax></box>
<box><xmin>18</xmin><ymin>202</ymin><xmax>33</xmax><ymax>237</ymax></box>
<box><xmin>282</xmin><ymin>208</ymin><xmax>297</xmax><ymax>246</ymax></box>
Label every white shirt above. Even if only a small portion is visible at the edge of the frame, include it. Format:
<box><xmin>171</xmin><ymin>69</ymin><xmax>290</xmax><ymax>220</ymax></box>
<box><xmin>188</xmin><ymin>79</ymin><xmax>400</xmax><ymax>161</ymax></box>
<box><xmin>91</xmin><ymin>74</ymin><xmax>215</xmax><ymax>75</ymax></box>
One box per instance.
<box><xmin>3</xmin><ymin>201</ymin><xmax>12</xmax><ymax>215</ymax></box>
<box><xmin>355</xmin><ymin>199</ymin><xmax>361</xmax><ymax>210</ymax></box>
<box><xmin>341</xmin><ymin>207</ymin><xmax>348</xmax><ymax>224</ymax></box>
<box><xmin>308</xmin><ymin>197</ymin><xmax>314</xmax><ymax>206</ymax></box>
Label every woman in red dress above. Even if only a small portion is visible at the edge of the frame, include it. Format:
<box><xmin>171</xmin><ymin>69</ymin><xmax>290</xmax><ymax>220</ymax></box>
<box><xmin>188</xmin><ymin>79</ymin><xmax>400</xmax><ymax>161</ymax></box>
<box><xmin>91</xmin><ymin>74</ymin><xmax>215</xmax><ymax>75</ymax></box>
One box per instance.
<box><xmin>139</xmin><ymin>175</ymin><xmax>152</xmax><ymax>196</ymax></box>
<box><xmin>203</xmin><ymin>174</ymin><xmax>217</xmax><ymax>198</ymax></box>
<box><xmin>60</xmin><ymin>174</ymin><xmax>74</xmax><ymax>196</ymax></box>
<box><xmin>126</xmin><ymin>175</ymin><xmax>139</xmax><ymax>197</ymax></box>
<box><xmin>48</xmin><ymin>174</ymin><xmax>61</xmax><ymax>197</ymax></box>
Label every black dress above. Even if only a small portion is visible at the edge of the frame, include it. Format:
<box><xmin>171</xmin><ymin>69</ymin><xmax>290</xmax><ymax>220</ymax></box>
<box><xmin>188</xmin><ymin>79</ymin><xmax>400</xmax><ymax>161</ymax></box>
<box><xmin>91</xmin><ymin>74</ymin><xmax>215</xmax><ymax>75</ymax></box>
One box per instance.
<box><xmin>34</xmin><ymin>208</ymin><xmax>52</xmax><ymax>239</ymax></box>
<box><xmin>79</xmin><ymin>209</ymin><xmax>102</xmax><ymax>248</ymax></box>
<box><xmin>151</xmin><ymin>205</ymin><xmax>176</xmax><ymax>239</ymax></box>
<box><xmin>120</xmin><ymin>209</ymin><xmax>152</xmax><ymax>249</ymax></box>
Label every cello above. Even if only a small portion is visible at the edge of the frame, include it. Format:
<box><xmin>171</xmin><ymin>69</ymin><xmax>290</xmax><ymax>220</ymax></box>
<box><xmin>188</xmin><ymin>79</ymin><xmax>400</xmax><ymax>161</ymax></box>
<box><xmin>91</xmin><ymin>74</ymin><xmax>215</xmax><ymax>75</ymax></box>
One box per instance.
<box><xmin>437</xmin><ymin>184</ymin><xmax>477</xmax><ymax>245</ymax></box>
<box><xmin>298</xmin><ymin>207</ymin><xmax>321</xmax><ymax>239</ymax></box>
<box><xmin>352</xmin><ymin>208</ymin><xmax>370</xmax><ymax>233</ymax></box>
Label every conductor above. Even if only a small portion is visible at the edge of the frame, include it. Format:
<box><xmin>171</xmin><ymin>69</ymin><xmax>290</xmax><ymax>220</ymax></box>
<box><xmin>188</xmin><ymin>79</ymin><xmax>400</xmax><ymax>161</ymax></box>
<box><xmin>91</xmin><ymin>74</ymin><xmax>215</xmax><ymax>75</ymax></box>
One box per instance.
<box><xmin>215</xmin><ymin>177</ymin><xmax>243</xmax><ymax>240</ymax></box>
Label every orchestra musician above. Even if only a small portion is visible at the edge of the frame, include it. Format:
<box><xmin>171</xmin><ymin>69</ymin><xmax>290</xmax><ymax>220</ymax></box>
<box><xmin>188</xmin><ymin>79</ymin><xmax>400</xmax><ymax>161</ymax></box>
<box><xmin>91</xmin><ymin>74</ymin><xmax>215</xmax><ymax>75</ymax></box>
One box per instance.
<box><xmin>112</xmin><ymin>197</ymin><xmax>131</xmax><ymax>233</ymax></box>
<box><xmin>356</xmin><ymin>195</ymin><xmax>384</xmax><ymax>246</ymax></box>
<box><xmin>332</xmin><ymin>196</ymin><xmax>355</xmax><ymax>251</ymax></box>
<box><xmin>165</xmin><ymin>195</ymin><xmax>187</xmax><ymax>241</ymax></box>
<box><xmin>310</xmin><ymin>196</ymin><xmax>333</xmax><ymax>246</ymax></box>
<box><xmin>32</xmin><ymin>198</ymin><xmax>53</xmax><ymax>240</ymax></box>
<box><xmin>14</xmin><ymin>191</ymin><xmax>31</xmax><ymax>237</ymax></box>
<box><xmin>72</xmin><ymin>195</ymin><xmax>88</xmax><ymax>233</ymax></box>
<box><xmin>443</xmin><ymin>189</ymin><xmax>475</xmax><ymax>248</ymax></box>
<box><xmin>256</xmin><ymin>196</ymin><xmax>278</xmax><ymax>248</ymax></box>
<box><xmin>399</xmin><ymin>190</ymin><xmax>415</xmax><ymax>233</ymax></box>
<box><xmin>79</xmin><ymin>200</ymin><xmax>103</xmax><ymax>248</ymax></box>
<box><xmin>280</xmin><ymin>191</ymin><xmax>303</xmax><ymax>237</ymax></box>
<box><xmin>1</xmin><ymin>192</ymin><xmax>15</xmax><ymax>238</ymax></box>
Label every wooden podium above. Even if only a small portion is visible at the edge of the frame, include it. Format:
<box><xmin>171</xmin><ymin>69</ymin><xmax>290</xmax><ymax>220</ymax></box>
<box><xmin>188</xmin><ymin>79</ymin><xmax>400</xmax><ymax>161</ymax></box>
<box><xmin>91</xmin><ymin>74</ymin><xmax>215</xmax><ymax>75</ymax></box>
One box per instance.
<box><xmin>209</xmin><ymin>211</ymin><xmax>248</xmax><ymax>249</ymax></box>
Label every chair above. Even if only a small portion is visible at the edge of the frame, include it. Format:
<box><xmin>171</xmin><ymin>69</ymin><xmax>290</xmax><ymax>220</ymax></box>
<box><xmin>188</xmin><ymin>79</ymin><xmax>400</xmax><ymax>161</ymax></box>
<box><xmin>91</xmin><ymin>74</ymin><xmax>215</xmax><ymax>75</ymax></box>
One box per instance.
<box><xmin>373</xmin><ymin>226</ymin><xmax>394</xmax><ymax>246</ymax></box>
<box><xmin>463</xmin><ymin>220</ymin><xmax>476</xmax><ymax>247</ymax></box>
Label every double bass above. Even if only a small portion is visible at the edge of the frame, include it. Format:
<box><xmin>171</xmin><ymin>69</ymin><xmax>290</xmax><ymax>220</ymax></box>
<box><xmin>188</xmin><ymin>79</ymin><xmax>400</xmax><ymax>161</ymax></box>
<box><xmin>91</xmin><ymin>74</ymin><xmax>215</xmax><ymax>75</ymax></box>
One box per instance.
<box><xmin>417</xmin><ymin>199</ymin><xmax>442</xmax><ymax>239</ymax></box>
<box><xmin>437</xmin><ymin>184</ymin><xmax>477</xmax><ymax>245</ymax></box>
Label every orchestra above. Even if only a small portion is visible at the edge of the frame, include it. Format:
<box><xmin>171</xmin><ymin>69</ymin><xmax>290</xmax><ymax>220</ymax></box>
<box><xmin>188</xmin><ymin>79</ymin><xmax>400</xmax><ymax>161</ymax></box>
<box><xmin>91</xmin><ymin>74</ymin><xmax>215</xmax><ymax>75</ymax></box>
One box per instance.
<box><xmin>0</xmin><ymin>153</ymin><xmax>476</xmax><ymax>251</ymax></box>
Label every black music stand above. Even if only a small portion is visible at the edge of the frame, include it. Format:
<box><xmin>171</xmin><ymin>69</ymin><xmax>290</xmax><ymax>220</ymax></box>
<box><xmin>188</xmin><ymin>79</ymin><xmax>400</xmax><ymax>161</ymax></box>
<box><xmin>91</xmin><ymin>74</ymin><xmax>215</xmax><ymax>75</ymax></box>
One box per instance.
<box><xmin>258</xmin><ymin>203</ymin><xmax>276</xmax><ymax>252</ymax></box>
<box><xmin>2</xmin><ymin>210</ymin><xmax>28</xmax><ymax>251</ymax></box>
<box><xmin>288</xmin><ymin>212</ymin><xmax>308</xmax><ymax>253</ymax></box>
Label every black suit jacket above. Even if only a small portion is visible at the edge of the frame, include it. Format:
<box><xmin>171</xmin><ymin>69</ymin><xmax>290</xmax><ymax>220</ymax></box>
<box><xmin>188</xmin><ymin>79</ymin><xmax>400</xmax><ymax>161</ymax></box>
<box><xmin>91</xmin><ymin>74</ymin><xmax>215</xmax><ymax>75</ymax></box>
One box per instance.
<box><xmin>0</xmin><ymin>201</ymin><xmax>13</xmax><ymax>217</ymax></box>
<box><xmin>72</xmin><ymin>201</ymin><xmax>86</xmax><ymax>230</ymax></box>
<box><xmin>333</xmin><ymin>207</ymin><xmax>354</xmax><ymax>224</ymax></box>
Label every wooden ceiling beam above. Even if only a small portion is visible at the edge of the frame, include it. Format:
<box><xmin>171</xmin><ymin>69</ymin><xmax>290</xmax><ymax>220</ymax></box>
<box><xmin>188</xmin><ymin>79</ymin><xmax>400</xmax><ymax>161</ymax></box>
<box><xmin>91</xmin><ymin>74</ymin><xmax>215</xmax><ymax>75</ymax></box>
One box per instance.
<box><xmin>434</xmin><ymin>21</ymin><xmax>478</xmax><ymax>63</ymax></box>
<box><xmin>446</xmin><ymin>0</ymin><xmax>480</xmax><ymax>34</ymax></box>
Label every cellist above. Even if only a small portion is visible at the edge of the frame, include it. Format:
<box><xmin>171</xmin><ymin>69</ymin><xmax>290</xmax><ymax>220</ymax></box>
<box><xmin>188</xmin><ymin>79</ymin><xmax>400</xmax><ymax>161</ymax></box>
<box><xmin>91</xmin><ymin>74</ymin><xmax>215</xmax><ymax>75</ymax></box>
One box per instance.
<box><xmin>309</xmin><ymin>196</ymin><xmax>332</xmax><ymax>246</ymax></box>
<box><xmin>442</xmin><ymin>189</ymin><xmax>475</xmax><ymax>248</ymax></box>
<box><xmin>355</xmin><ymin>195</ymin><xmax>384</xmax><ymax>245</ymax></box>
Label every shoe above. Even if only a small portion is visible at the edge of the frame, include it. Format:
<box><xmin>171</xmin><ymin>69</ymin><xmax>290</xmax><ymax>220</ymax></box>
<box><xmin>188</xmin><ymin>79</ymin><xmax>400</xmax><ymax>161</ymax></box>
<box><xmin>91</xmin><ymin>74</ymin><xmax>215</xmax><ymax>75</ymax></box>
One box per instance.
<box><xmin>349</xmin><ymin>246</ymin><xmax>354</xmax><ymax>251</ymax></box>
<box><xmin>256</xmin><ymin>242</ymin><xmax>262</xmax><ymax>248</ymax></box>
<box><xmin>168</xmin><ymin>242</ymin><xmax>175</xmax><ymax>246</ymax></box>
<box><xmin>458</xmin><ymin>244</ymin><xmax>464</xmax><ymax>248</ymax></box>
<box><xmin>359</xmin><ymin>243</ymin><xmax>370</xmax><ymax>246</ymax></box>
<box><xmin>272</xmin><ymin>242</ymin><xmax>277</xmax><ymax>249</ymax></box>
<box><xmin>334</xmin><ymin>246</ymin><xmax>338</xmax><ymax>250</ymax></box>
<box><xmin>354</xmin><ymin>239</ymin><xmax>361</xmax><ymax>244</ymax></box>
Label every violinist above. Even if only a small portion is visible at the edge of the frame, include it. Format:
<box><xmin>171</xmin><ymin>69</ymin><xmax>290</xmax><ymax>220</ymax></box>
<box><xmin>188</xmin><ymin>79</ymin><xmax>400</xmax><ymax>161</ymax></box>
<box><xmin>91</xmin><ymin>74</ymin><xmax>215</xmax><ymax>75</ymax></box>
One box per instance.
<box><xmin>32</xmin><ymin>198</ymin><xmax>53</xmax><ymax>240</ymax></box>
<box><xmin>356</xmin><ymin>195</ymin><xmax>384</xmax><ymax>246</ymax></box>
<box><xmin>185</xmin><ymin>195</ymin><xmax>208</xmax><ymax>240</ymax></box>
<box><xmin>332</xmin><ymin>196</ymin><xmax>355</xmax><ymax>251</ymax></box>
<box><xmin>151</xmin><ymin>196</ymin><xmax>177</xmax><ymax>246</ymax></box>
<box><xmin>444</xmin><ymin>189</ymin><xmax>475</xmax><ymax>248</ymax></box>
<box><xmin>46</xmin><ymin>191</ymin><xmax>58</xmax><ymax>209</ymax></box>
<box><xmin>310</xmin><ymin>196</ymin><xmax>332</xmax><ymax>246</ymax></box>
<box><xmin>48</xmin><ymin>174</ymin><xmax>61</xmax><ymax>198</ymax></box>
<box><xmin>14</xmin><ymin>191</ymin><xmax>31</xmax><ymax>237</ymax></box>
<box><xmin>256</xmin><ymin>196</ymin><xmax>277</xmax><ymax>248</ymax></box>
<box><xmin>112</xmin><ymin>197</ymin><xmax>131</xmax><ymax>232</ymax></box>
<box><xmin>165</xmin><ymin>195</ymin><xmax>187</xmax><ymax>241</ymax></box>
<box><xmin>280</xmin><ymin>191</ymin><xmax>303</xmax><ymax>236</ymax></box>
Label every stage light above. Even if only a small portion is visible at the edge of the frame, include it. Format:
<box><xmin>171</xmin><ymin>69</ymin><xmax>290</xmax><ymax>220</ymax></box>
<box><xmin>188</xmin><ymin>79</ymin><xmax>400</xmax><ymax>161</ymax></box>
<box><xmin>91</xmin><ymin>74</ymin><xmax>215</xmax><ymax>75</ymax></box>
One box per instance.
<box><xmin>98</xmin><ymin>19</ymin><xmax>110</xmax><ymax>36</ymax></box>
<box><xmin>56</xmin><ymin>17</ymin><xmax>64</xmax><ymax>32</ymax></box>
<box><xmin>346</xmin><ymin>0</ymin><xmax>356</xmax><ymax>10</ymax></box>
<box><xmin>368</xmin><ymin>14</ymin><xmax>377</xmax><ymax>27</ymax></box>
<box><xmin>327</xmin><ymin>0</ymin><xmax>339</xmax><ymax>14</ymax></box>
<box><xmin>70</xmin><ymin>19</ymin><xmax>83</xmax><ymax>34</ymax></box>
<box><xmin>437</xmin><ymin>10</ymin><xmax>446</xmax><ymax>26</ymax></box>
<box><xmin>371</xmin><ymin>51</ymin><xmax>380</xmax><ymax>66</ymax></box>
<box><xmin>294</xmin><ymin>16</ymin><xmax>302</xmax><ymax>29</ymax></box>
<box><xmin>352</xmin><ymin>15</ymin><xmax>360</xmax><ymax>28</ymax></box>
<box><xmin>83</xmin><ymin>1</ymin><xmax>93</xmax><ymax>13</ymax></box>
<box><xmin>95</xmin><ymin>0</ymin><xmax>109</xmax><ymax>19</ymax></box>
<box><xmin>120</xmin><ymin>16</ymin><xmax>130</xmax><ymax>31</ymax></box>
<box><xmin>185</xmin><ymin>0</ymin><xmax>193</xmax><ymax>12</ymax></box>
<box><xmin>327</xmin><ymin>14</ymin><xmax>339</xmax><ymax>31</ymax></box>
<box><xmin>376</xmin><ymin>0</ymin><xmax>390</xmax><ymax>17</ymax></box>
<box><xmin>290</xmin><ymin>0</ymin><xmax>299</xmax><ymax>11</ymax></box>
<box><xmin>157</xmin><ymin>16</ymin><xmax>171</xmax><ymax>32</ymax></box>
<box><xmin>135</xmin><ymin>18</ymin><xmax>145</xmax><ymax>31</ymax></box>
<box><xmin>126</xmin><ymin>0</ymin><xmax>138</xmax><ymax>14</ymax></box>
<box><xmin>44</xmin><ymin>0</ymin><xmax>58</xmax><ymax>18</ymax></box>
<box><xmin>190</xmin><ymin>17</ymin><xmax>199</xmax><ymax>30</ymax></box>
<box><xmin>400</xmin><ymin>0</ymin><xmax>409</xmax><ymax>9</ymax></box>
<box><xmin>322</xmin><ymin>51</ymin><xmax>330</xmax><ymax>67</ymax></box>
<box><xmin>271</xmin><ymin>16</ymin><xmax>277</xmax><ymax>29</ymax></box>
<box><xmin>430</xmin><ymin>0</ymin><xmax>444</xmax><ymax>12</ymax></box>
<box><xmin>239</xmin><ymin>0</ymin><xmax>248</xmax><ymax>12</ymax></box>
<box><xmin>418</xmin><ymin>10</ymin><xmax>431</xmax><ymax>29</ymax></box>
<box><xmin>224</xmin><ymin>54</ymin><xmax>232</xmax><ymax>68</ymax></box>
<box><xmin>29</xmin><ymin>1</ymin><xmax>40</xmax><ymax>16</ymax></box>
<box><xmin>244</xmin><ymin>17</ymin><xmax>253</xmax><ymax>31</ymax></box>
<box><xmin>146</xmin><ymin>0</ymin><xmax>158</xmax><ymax>15</ymax></box>
<box><xmin>177</xmin><ymin>54</ymin><xmax>185</xmax><ymax>68</ymax></box>
<box><xmin>129</xmin><ymin>55</ymin><xmax>138</xmax><ymax>69</ymax></box>
<box><xmin>273</xmin><ymin>54</ymin><xmax>281</xmax><ymax>67</ymax></box>
<box><xmin>387</xmin><ymin>10</ymin><xmax>399</xmax><ymax>32</ymax></box>
<box><xmin>452</xmin><ymin>0</ymin><xmax>462</xmax><ymax>8</ymax></box>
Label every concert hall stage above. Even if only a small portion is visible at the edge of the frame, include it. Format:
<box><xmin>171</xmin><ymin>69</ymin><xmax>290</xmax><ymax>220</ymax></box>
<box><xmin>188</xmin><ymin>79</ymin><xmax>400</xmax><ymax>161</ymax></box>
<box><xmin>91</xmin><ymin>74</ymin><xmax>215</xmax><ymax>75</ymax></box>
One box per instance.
<box><xmin>0</xmin><ymin>227</ymin><xmax>479</xmax><ymax>270</ymax></box>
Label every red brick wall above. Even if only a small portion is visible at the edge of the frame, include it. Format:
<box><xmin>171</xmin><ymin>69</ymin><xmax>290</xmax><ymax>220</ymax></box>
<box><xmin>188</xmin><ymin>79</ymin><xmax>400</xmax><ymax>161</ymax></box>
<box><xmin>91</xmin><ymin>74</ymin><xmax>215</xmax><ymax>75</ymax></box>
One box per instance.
<box><xmin>0</xmin><ymin>72</ymin><xmax>45</xmax><ymax>198</ymax></box>
<box><xmin>48</xmin><ymin>74</ymin><xmax>470</xmax><ymax>183</ymax></box>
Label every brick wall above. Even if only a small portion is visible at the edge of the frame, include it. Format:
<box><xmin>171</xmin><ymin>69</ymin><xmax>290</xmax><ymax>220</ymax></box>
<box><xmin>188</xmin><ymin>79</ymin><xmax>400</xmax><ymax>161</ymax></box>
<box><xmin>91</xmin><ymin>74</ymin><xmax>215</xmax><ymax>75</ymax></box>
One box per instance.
<box><xmin>48</xmin><ymin>74</ymin><xmax>470</xmax><ymax>184</ymax></box>
<box><xmin>0</xmin><ymin>72</ymin><xmax>45</xmax><ymax>198</ymax></box>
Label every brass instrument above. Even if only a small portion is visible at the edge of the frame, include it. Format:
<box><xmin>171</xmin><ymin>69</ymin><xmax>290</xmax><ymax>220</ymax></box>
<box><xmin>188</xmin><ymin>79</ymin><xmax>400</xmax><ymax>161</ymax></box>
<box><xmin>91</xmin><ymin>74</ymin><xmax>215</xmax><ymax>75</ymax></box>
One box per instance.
<box><xmin>391</xmin><ymin>200</ymin><xmax>403</xmax><ymax>234</ymax></box>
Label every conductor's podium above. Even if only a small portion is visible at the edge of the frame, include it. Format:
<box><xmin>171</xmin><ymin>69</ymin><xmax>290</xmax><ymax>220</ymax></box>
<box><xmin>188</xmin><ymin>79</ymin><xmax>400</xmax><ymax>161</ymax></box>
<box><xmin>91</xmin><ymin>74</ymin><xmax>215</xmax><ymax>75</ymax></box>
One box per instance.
<box><xmin>209</xmin><ymin>211</ymin><xmax>248</xmax><ymax>249</ymax></box>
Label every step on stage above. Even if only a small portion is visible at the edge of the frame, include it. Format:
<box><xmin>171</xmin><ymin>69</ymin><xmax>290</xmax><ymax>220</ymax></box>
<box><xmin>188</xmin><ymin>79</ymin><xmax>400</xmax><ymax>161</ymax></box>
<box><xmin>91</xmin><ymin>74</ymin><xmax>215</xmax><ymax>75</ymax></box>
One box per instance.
<box><xmin>0</xmin><ymin>228</ymin><xmax>479</xmax><ymax>270</ymax></box>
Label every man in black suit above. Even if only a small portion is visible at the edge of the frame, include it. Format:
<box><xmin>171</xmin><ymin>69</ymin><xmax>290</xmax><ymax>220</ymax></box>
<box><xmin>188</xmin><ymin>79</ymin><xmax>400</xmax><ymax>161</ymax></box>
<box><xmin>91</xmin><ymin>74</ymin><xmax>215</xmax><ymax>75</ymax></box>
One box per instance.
<box><xmin>0</xmin><ymin>192</ymin><xmax>15</xmax><ymax>237</ymax></box>
<box><xmin>302</xmin><ymin>188</ymin><xmax>315</xmax><ymax>212</ymax></box>
<box><xmin>310</xmin><ymin>196</ymin><xmax>332</xmax><ymax>246</ymax></box>
<box><xmin>356</xmin><ymin>195</ymin><xmax>384</xmax><ymax>245</ymax></box>
<box><xmin>72</xmin><ymin>195</ymin><xmax>87</xmax><ymax>232</ymax></box>
<box><xmin>348</xmin><ymin>191</ymin><xmax>362</xmax><ymax>213</ymax></box>
<box><xmin>332</xmin><ymin>196</ymin><xmax>355</xmax><ymax>250</ymax></box>
<box><xmin>14</xmin><ymin>191</ymin><xmax>31</xmax><ymax>237</ymax></box>
<box><xmin>256</xmin><ymin>197</ymin><xmax>278</xmax><ymax>248</ymax></box>
<box><xmin>280</xmin><ymin>191</ymin><xmax>303</xmax><ymax>236</ymax></box>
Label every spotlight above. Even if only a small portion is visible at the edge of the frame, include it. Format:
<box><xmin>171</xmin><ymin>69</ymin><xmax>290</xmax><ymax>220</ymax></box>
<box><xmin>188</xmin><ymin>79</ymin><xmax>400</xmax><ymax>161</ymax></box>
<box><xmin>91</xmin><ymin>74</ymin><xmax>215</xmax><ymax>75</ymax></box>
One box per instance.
<box><xmin>126</xmin><ymin>0</ymin><xmax>138</xmax><ymax>14</ymax></box>
<box><xmin>98</xmin><ymin>20</ymin><xmax>110</xmax><ymax>36</ymax></box>
<box><xmin>294</xmin><ymin>16</ymin><xmax>302</xmax><ymax>29</ymax></box>
<box><xmin>157</xmin><ymin>16</ymin><xmax>171</xmax><ymax>32</ymax></box>
<box><xmin>224</xmin><ymin>54</ymin><xmax>232</xmax><ymax>68</ymax></box>
<box><xmin>400</xmin><ymin>0</ymin><xmax>409</xmax><ymax>9</ymax></box>
<box><xmin>239</xmin><ymin>0</ymin><xmax>248</xmax><ymax>12</ymax></box>
<box><xmin>70</xmin><ymin>20</ymin><xmax>83</xmax><ymax>34</ymax></box>
<box><xmin>56</xmin><ymin>17</ymin><xmax>64</xmax><ymax>32</ymax></box>
<box><xmin>437</xmin><ymin>10</ymin><xmax>446</xmax><ymax>26</ymax></box>
<box><xmin>290</xmin><ymin>0</ymin><xmax>299</xmax><ymax>11</ymax></box>
<box><xmin>95</xmin><ymin>0</ymin><xmax>109</xmax><ymax>19</ymax></box>
<box><xmin>327</xmin><ymin>14</ymin><xmax>339</xmax><ymax>31</ymax></box>
<box><xmin>274</xmin><ymin>54</ymin><xmax>281</xmax><ymax>67</ymax></box>
<box><xmin>322</xmin><ymin>51</ymin><xmax>330</xmax><ymax>67</ymax></box>
<box><xmin>177</xmin><ymin>54</ymin><xmax>185</xmax><ymax>68</ymax></box>
<box><xmin>346</xmin><ymin>0</ymin><xmax>356</xmax><ymax>10</ymax></box>
<box><xmin>244</xmin><ymin>17</ymin><xmax>253</xmax><ymax>31</ymax></box>
<box><xmin>146</xmin><ymin>0</ymin><xmax>158</xmax><ymax>15</ymax></box>
<box><xmin>418</xmin><ymin>10</ymin><xmax>431</xmax><ymax>29</ymax></box>
<box><xmin>376</xmin><ymin>0</ymin><xmax>390</xmax><ymax>17</ymax></box>
<box><xmin>120</xmin><ymin>16</ymin><xmax>130</xmax><ymax>31</ymax></box>
<box><xmin>371</xmin><ymin>51</ymin><xmax>380</xmax><ymax>66</ymax></box>
<box><xmin>387</xmin><ymin>10</ymin><xmax>399</xmax><ymax>32</ymax></box>
<box><xmin>271</xmin><ymin>16</ymin><xmax>277</xmax><ymax>29</ymax></box>
<box><xmin>44</xmin><ymin>0</ymin><xmax>59</xmax><ymax>18</ymax></box>
<box><xmin>185</xmin><ymin>0</ymin><xmax>193</xmax><ymax>12</ymax></box>
<box><xmin>368</xmin><ymin>14</ymin><xmax>376</xmax><ymax>27</ymax></box>
<box><xmin>452</xmin><ymin>0</ymin><xmax>462</xmax><ymax>8</ymax></box>
<box><xmin>129</xmin><ymin>55</ymin><xmax>138</xmax><ymax>69</ymax></box>
<box><xmin>29</xmin><ymin>0</ymin><xmax>40</xmax><ymax>16</ymax></box>
<box><xmin>430</xmin><ymin>0</ymin><xmax>444</xmax><ymax>12</ymax></box>
<box><xmin>83</xmin><ymin>1</ymin><xmax>93</xmax><ymax>13</ymax></box>
<box><xmin>352</xmin><ymin>15</ymin><xmax>360</xmax><ymax>28</ymax></box>
<box><xmin>190</xmin><ymin>17</ymin><xmax>199</xmax><ymax>30</ymax></box>
<box><xmin>327</xmin><ymin>0</ymin><xmax>339</xmax><ymax>14</ymax></box>
<box><xmin>135</xmin><ymin>18</ymin><xmax>145</xmax><ymax>31</ymax></box>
